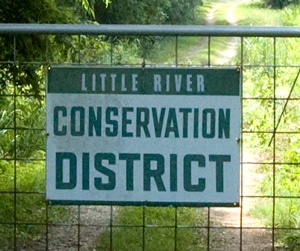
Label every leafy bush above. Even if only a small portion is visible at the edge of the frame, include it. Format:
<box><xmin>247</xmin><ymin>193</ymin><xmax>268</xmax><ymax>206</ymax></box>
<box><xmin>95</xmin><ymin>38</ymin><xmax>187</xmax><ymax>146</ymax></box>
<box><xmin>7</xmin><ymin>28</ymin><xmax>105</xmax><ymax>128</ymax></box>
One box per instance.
<box><xmin>0</xmin><ymin>82</ymin><xmax>45</xmax><ymax>159</ymax></box>
<box><xmin>95</xmin><ymin>0</ymin><xmax>201</xmax><ymax>25</ymax></box>
<box><xmin>0</xmin><ymin>81</ymin><xmax>68</xmax><ymax>246</ymax></box>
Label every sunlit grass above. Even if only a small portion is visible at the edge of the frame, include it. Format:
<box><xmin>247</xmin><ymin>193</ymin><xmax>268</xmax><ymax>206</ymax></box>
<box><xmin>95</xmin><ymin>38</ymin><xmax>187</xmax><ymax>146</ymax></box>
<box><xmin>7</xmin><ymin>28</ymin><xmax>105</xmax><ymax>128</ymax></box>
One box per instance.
<box><xmin>234</xmin><ymin>2</ymin><xmax>283</xmax><ymax>25</ymax></box>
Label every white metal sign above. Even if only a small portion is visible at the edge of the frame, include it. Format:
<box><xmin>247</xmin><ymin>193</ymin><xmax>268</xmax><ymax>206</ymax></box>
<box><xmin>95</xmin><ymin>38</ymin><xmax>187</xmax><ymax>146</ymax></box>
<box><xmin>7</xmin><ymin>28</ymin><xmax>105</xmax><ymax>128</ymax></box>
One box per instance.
<box><xmin>46</xmin><ymin>67</ymin><xmax>240</xmax><ymax>206</ymax></box>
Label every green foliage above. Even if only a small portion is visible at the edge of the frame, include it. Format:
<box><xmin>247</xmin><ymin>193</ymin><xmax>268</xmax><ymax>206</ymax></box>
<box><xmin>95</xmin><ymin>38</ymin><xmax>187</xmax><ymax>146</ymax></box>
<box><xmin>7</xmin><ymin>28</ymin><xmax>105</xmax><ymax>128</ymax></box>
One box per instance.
<box><xmin>0</xmin><ymin>76</ymin><xmax>68</xmax><ymax>246</ymax></box>
<box><xmin>243</xmin><ymin>12</ymin><xmax>300</xmax><ymax>249</ymax></box>
<box><xmin>49</xmin><ymin>35</ymin><xmax>143</xmax><ymax>65</ymax></box>
<box><xmin>247</xmin><ymin>0</ymin><xmax>296</xmax><ymax>9</ymax></box>
<box><xmin>0</xmin><ymin>0</ymin><xmax>112</xmax><ymax>96</ymax></box>
<box><xmin>254</xmin><ymin>0</ymin><xmax>300</xmax><ymax>10</ymax></box>
<box><xmin>0</xmin><ymin>0</ymin><xmax>76</xmax><ymax>23</ymax></box>
<box><xmin>49</xmin><ymin>35</ymin><xmax>109</xmax><ymax>64</ymax></box>
<box><xmin>95</xmin><ymin>0</ymin><xmax>165</xmax><ymax>24</ymax></box>
<box><xmin>0</xmin><ymin>80</ymin><xmax>45</xmax><ymax>159</ymax></box>
<box><xmin>0</xmin><ymin>159</ymin><xmax>70</xmax><ymax>247</ymax></box>
<box><xmin>94</xmin><ymin>0</ymin><xmax>201</xmax><ymax>24</ymax></box>
<box><xmin>0</xmin><ymin>0</ymin><xmax>202</xmax><ymax>96</ymax></box>
<box><xmin>96</xmin><ymin>207</ymin><xmax>205</xmax><ymax>250</ymax></box>
<box><xmin>281</xmin><ymin>230</ymin><xmax>300</xmax><ymax>251</ymax></box>
<box><xmin>163</xmin><ymin>0</ymin><xmax>200</xmax><ymax>24</ymax></box>
<box><xmin>0</xmin><ymin>0</ymin><xmax>74</xmax><ymax>96</ymax></box>
<box><xmin>282</xmin><ymin>4</ymin><xmax>300</xmax><ymax>25</ymax></box>
<box><xmin>111</xmin><ymin>38</ymin><xmax>142</xmax><ymax>65</ymax></box>
<box><xmin>0</xmin><ymin>101</ymin><xmax>69</xmax><ymax>247</ymax></box>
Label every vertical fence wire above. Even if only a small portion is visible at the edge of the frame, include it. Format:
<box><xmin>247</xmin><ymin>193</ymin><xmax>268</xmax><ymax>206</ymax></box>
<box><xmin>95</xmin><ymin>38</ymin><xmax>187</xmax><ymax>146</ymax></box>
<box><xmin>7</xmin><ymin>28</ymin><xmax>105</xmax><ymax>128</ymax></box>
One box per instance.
<box><xmin>239</xmin><ymin>36</ymin><xmax>244</xmax><ymax>251</ymax></box>
<box><xmin>206</xmin><ymin>34</ymin><xmax>212</xmax><ymax>251</ymax></box>
<box><xmin>207</xmin><ymin>207</ymin><xmax>211</xmax><ymax>250</ymax></box>
<box><xmin>110</xmin><ymin>206</ymin><xmax>113</xmax><ymax>251</ymax></box>
<box><xmin>208</xmin><ymin>36</ymin><xmax>211</xmax><ymax>66</ymax></box>
<box><xmin>175</xmin><ymin>36</ymin><xmax>178</xmax><ymax>67</ymax></box>
<box><xmin>142</xmin><ymin>206</ymin><xmax>146</xmax><ymax>250</ymax></box>
<box><xmin>45</xmin><ymin>35</ymin><xmax>49</xmax><ymax>251</ymax></box>
<box><xmin>109</xmin><ymin>35</ymin><xmax>114</xmax><ymax>250</ymax></box>
<box><xmin>13</xmin><ymin>35</ymin><xmax>17</xmax><ymax>251</ymax></box>
<box><xmin>272</xmin><ymin>37</ymin><xmax>277</xmax><ymax>250</ymax></box>
<box><xmin>77</xmin><ymin>34</ymin><xmax>82</xmax><ymax>251</ymax></box>
<box><xmin>174</xmin><ymin>207</ymin><xmax>178</xmax><ymax>251</ymax></box>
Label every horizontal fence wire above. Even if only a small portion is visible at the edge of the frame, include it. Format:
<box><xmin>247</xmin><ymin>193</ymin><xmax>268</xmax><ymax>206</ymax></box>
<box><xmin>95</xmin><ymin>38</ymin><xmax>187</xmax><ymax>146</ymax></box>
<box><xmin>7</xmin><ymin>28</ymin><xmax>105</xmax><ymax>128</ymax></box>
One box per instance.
<box><xmin>0</xmin><ymin>25</ymin><xmax>300</xmax><ymax>251</ymax></box>
<box><xmin>0</xmin><ymin>24</ymin><xmax>299</xmax><ymax>37</ymax></box>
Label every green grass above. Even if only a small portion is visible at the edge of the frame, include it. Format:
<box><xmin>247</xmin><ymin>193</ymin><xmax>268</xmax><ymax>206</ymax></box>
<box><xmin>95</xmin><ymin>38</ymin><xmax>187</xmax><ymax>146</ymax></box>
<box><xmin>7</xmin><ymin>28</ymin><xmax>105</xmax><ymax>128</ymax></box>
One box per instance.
<box><xmin>234</xmin><ymin>1</ymin><xmax>283</xmax><ymax>25</ymax></box>
<box><xmin>96</xmin><ymin>207</ymin><xmax>206</xmax><ymax>251</ymax></box>
<box><xmin>0</xmin><ymin>159</ymin><xmax>70</xmax><ymax>247</ymax></box>
<box><xmin>146</xmin><ymin>36</ymin><xmax>206</xmax><ymax>65</ymax></box>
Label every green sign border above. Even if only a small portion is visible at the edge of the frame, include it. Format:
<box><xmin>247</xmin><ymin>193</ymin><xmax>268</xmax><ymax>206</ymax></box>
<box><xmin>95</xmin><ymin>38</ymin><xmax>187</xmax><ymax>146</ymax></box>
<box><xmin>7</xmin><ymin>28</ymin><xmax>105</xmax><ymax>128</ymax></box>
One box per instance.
<box><xmin>48</xmin><ymin>66</ymin><xmax>240</xmax><ymax>96</ymax></box>
<box><xmin>49</xmin><ymin>200</ymin><xmax>239</xmax><ymax>207</ymax></box>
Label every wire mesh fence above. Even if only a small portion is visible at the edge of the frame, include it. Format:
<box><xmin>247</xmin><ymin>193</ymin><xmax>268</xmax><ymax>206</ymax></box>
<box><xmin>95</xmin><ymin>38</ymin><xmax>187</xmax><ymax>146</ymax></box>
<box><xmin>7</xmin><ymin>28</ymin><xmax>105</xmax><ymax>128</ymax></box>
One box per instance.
<box><xmin>1</xmin><ymin>25</ymin><xmax>300</xmax><ymax>250</ymax></box>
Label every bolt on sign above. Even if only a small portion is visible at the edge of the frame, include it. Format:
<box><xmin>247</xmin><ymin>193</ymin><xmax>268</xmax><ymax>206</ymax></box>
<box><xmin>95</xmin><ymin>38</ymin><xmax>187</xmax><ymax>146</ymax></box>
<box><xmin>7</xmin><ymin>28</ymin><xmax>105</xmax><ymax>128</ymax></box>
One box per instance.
<box><xmin>46</xmin><ymin>67</ymin><xmax>241</xmax><ymax>206</ymax></box>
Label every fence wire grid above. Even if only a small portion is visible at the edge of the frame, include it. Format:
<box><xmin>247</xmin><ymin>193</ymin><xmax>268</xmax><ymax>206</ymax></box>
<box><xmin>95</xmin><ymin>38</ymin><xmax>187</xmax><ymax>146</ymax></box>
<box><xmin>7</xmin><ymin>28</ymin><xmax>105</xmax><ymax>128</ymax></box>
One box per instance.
<box><xmin>1</xmin><ymin>25</ymin><xmax>300</xmax><ymax>251</ymax></box>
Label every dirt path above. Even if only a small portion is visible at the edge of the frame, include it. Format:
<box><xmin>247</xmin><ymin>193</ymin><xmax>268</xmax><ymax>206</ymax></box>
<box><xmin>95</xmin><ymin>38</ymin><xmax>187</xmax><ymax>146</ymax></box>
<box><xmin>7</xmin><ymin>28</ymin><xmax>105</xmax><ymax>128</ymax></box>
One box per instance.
<box><xmin>209</xmin><ymin>152</ymin><xmax>275</xmax><ymax>250</ymax></box>
<box><xmin>186</xmin><ymin>2</ymin><xmax>239</xmax><ymax>65</ymax></box>
<box><xmin>213</xmin><ymin>3</ymin><xmax>239</xmax><ymax>65</ymax></box>
<box><xmin>204</xmin><ymin>3</ymin><xmax>283</xmax><ymax>250</ymax></box>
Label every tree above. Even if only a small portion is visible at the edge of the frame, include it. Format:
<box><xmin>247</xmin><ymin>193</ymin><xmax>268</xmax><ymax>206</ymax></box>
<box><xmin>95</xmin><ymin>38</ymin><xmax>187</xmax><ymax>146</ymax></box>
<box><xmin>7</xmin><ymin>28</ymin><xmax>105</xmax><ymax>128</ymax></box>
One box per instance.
<box><xmin>0</xmin><ymin>1</ymin><xmax>71</xmax><ymax>95</ymax></box>
<box><xmin>0</xmin><ymin>0</ymin><xmax>110</xmax><ymax>96</ymax></box>
<box><xmin>94</xmin><ymin>0</ymin><xmax>201</xmax><ymax>24</ymax></box>
<box><xmin>164</xmin><ymin>0</ymin><xmax>200</xmax><ymax>24</ymax></box>
<box><xmin>95</xmin><ymin>0</ymin><xmax>167</xmax><ymax>24</ymax></box>
<box><xmin>264</xmin><ymin>0</ymin><xmax>298</xmax><ymax>9</ymax></box>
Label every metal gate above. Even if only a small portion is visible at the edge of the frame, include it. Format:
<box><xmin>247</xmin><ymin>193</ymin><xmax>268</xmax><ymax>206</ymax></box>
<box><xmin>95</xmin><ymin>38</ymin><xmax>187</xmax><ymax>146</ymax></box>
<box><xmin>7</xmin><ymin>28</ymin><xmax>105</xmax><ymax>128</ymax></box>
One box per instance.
<box><xmin>1</xmin><ymin>24</ymin><xmax>300</xmax><ymax>250</ymax></box>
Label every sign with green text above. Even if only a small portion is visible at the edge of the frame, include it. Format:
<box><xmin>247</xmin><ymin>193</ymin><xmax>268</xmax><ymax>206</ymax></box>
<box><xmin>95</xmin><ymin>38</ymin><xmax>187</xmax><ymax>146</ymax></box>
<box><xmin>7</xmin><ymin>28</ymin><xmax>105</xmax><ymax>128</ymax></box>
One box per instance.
<box><xmin>46</xmin><ymin>66</ymin><xmax>240</xmax><ymax>206</ymax></box>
